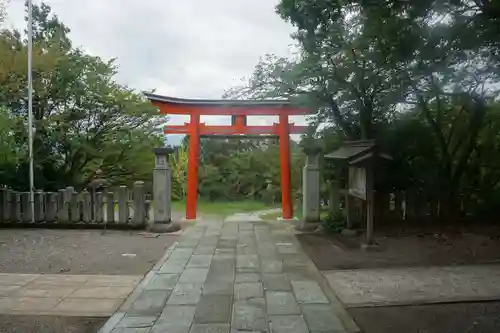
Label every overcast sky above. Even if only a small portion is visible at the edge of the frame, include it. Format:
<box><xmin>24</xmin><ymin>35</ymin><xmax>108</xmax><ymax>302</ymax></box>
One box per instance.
<box><xmin>3</xmin><ymin>0</ymin><xmax>306</xmax><ymax>143</ymax></box>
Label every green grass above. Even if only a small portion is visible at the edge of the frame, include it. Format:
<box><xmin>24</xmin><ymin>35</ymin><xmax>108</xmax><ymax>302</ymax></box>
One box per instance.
<box><xmin>171</xmin><ymin>200</ymin><xmax>278</xmax><ymax>218</ymax></box>
<box><xmin>260</xmin><ymin>211</ymin><xmax>283</xmax><ymax>220</ymax></box>
<box><xmin>259</xmin><ymin>204</ymin><xmax>330</xmax><ymax>221</ymax></box>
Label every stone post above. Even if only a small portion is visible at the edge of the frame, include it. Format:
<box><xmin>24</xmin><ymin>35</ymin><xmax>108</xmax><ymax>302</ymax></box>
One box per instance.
<box><xmin>298</xmin><ymin>146</ymin><xmax>322</xmax><ymax>231</ymax></box>
<box><xmin>106</xmin><ymin>191</ymin><xmax>115</xmax><ymax>224</ymax></box>
<box><xmin>57</xmin><ymin>189</ymin><xmax>68</xmax><ymax>222</ymax></box>
<box><xmin>71</xmin><ymin>192</ymin><xmax>80</xmax><ymax>223</ymax></box>
<box><xmin>132</xmin><ymin>181</ymin><xmax>145</xmax><ymax>227</ymax></box>
<box><xmin>117</xmin><ymin>186</ymin><xmax>128</xmax><ymax>224</ymax></box>
<box><xmin>149</xmin><ymin>147</ymin><xmax>180</xmax><ymax>233</ymax></box>
<box><xmin>21</xmin><ymin>192</ymin><xmax>31</xmax><ymax>223</ymax></box>
<box><xmin>34</xmin><ymin>190</ymin><xmax>45</xmax><ymax>222</ymax></box>
<box><xmin>82</xmin><ymin>190</ymin><xmax>91</xmax><ymax>223</ymax></box>
<box><xmin>1</xmin><ymin>188</ymin><xmax>11</xmax><ymax>221</ymax></box>
<box><xmin>12</xmin><ymin>192</ymin><xmax>21</xmax><ymax>222</ymax></box>
<box><xmin>95</xmin><ymin>192</ymin><xmax>104</xmax><ymax>223</ymax></box>
<box><xmin>45</xmin><ymin>192</ymin><xmax>57</xmax><ymax>222</ymax></box>
<box><xmin>65</xmin><ymin>186</ymin><xmax>74</xmax><ymax>202</ymax></box>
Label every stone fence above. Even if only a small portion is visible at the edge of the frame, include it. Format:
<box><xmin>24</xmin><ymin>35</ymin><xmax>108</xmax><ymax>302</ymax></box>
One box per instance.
<box><xmin>0</xmin><ymin>181</ymin><xmax>151</xmax><ymax>229</ymax></box>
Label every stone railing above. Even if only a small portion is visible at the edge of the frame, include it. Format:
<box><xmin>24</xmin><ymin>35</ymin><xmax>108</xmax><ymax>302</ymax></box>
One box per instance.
<box><xmin>0</xmin><ymin>181</ymin><xmax>150</xmax><ymax>228</ymax></box>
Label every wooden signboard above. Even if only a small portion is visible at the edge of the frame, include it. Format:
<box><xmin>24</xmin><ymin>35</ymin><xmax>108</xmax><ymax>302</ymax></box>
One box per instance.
<box><xmin>348</xmin><ymin>166</ymin><xmax>366</xmax><ymax>200</ymax></box>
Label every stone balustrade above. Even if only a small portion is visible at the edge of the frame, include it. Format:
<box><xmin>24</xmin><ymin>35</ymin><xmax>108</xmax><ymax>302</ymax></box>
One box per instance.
<box><xmin>0</xmin><ymin>181</ymin><xmax>151</xmax><ymax>228</ymax></box>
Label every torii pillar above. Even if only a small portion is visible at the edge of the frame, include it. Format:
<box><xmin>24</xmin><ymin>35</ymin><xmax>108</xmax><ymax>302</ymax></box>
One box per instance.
<box><xmin>186</xmin><ymin>113</ymin><xmax>200</xmax><ymax>220</ymax></box>
<box><xmin>278</xmin><ymin>114</ymin><xmax>293</xmax><ymax>219</ymax></box>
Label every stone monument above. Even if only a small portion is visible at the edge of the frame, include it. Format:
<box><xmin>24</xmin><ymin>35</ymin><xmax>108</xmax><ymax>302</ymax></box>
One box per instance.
<box><xmin>149</xmin><ymin>147</ymin><xmax>180</xmax><ymax>233</ymax></box>
<box><xmin>297</xmin><ymin>145</ymin><xmax>322</xmax><ymax>231</ymax></box>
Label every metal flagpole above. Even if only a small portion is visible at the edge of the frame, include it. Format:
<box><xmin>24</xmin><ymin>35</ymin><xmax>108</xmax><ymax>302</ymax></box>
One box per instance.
<box><xmin>27</xmin><ymin>0</ymin><xmax>35</xmax><ymax>223</ymax></box>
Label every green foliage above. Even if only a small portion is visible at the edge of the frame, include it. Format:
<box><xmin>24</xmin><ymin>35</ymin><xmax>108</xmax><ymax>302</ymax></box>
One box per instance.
<box><xmin>195</xmin><ymin>138</ymin><xmax>304</xmax><ymax>202</ymax></box>
<box><xmin>226</xmin><ymin>0</ymin><xmax>500</xmax><ymax>221</ymax></box>
<box><xmin>0</xmin><ymin>2</ymin><xmax>162</xmax><ymax>191</ymax></box>
<box><xmin>170</xmin><ymin>144</ymin><xmax>189</xmax><ymax>200</ymax></box>
<box><xmin>321</xmin><ymin>209</ymin><xmax>346</xmax><ymax>233</ymax></box>
<box><xmin>0</xmin><ymin>1</ymin><xmax>6</xmax><ymax>23</ymax></box>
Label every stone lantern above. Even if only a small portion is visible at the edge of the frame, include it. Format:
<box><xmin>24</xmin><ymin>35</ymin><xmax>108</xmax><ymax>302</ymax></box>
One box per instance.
<box><xmin>149</xmin><ymin>147</ymin><xmax>181</xmax><ymax>233</ymax></box>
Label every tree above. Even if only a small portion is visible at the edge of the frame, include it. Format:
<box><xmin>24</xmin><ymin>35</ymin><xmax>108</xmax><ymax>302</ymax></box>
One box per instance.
<box><xmin>0</xmin><ymin>106</ymin><xmax>24</xmax><ymax>186</ymax></box>
<box><xmin>227</xmin><ymin>0</ymin><xmax>500</xmax><ymax>220</ymax></box>
<box><xmin>0</xmin><ymin>0</ymin><xmax>7</xmax><ymax>23</ymax></box>
<box><xmin>170</xmin><ymin>144</ymin><xmax>189</xmax><ymax>200</ymax></box>
<box><xmin>0</xmin><ymin>1</ymin><xmax>162</xmax><ymax>190</ymax></box>
<box><xmin>227</xmin><ymin>1</ymin><xmax>408</xmax><ymax>140</ymax></box>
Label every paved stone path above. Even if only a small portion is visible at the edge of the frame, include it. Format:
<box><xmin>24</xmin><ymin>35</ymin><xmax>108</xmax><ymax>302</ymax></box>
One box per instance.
<box><xmin>324</xmin><ymin>264</ymin><xmax>500</xmax><ymax>307</ymax></box>
<box><xmin>99</xmin><ymin>217</ymin><xmax>354</xmax><ymax>333</ymax></box>
<box><xmin>0</xmin><ymin>273</ymin><xmax>141</xmax><ymax>316</ymax></box>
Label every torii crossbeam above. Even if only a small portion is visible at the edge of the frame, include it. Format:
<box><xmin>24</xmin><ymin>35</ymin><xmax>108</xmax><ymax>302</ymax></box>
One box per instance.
<box><xmin>145</xmin><ymin>93</ymin><xmax>311</xmax><ymax>220</ymax></box>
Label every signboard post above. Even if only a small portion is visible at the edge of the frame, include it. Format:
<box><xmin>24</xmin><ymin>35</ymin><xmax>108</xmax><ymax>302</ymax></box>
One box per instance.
<box><xmin>324</xmin><ymin>140</ymin><xmax>391</xmax><ymax>248</ymax></box>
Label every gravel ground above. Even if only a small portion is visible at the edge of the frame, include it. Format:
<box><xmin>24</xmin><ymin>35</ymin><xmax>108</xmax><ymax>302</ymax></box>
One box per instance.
<box><xmin>298</xmin><ymin>230</ymin><xmax>500</xmax><ymax>270</ymax></box>
<box><xmin>349</xmin><ymin>302</ymin><xmax>500</xmax><ymax>333</ymax></box>
<box><xmin>0</xmin><ymin>229</ymin><xmax>178</xmax><ymax>275</ymax></box>
<box><xmin>0</xmin><ymin>315</ymin><xmax>106</xmax><ymax>333</ymax></box>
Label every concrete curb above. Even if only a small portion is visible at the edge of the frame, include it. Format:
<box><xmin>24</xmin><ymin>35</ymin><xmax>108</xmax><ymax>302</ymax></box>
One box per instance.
<box><xmin>332</xmin><ymin>294</ymin><xmax>500</xmax><ymax>309</ymax></box>
<box><xmin>292</xmin><ymin>230</ymin><xmax>362</xmax><ymax>333</ymax></box>
<box><xmin>97</xmin><ymin>239</ymin><xmax>181</xmax><ymax>333</ymax></box>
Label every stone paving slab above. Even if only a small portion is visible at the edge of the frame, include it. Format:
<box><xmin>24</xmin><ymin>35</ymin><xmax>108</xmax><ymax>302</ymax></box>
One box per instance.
<box><xmin>0</xmin><ymin>273</ymin><xmax>141</xmax><ymax>316</ymax></box>
<box><xmin>194</xmin><ymin>295</ymin><xmax>232</xmax><ymax>323</ymax></box>
<box><xmin>301</xmin><ymin>304</ymin><xmax>346</xmax><ymax>332</ymax></box>
<box><xmin>234</xmin><ymin>282</ymin><xmax>263</xmax><ymax>300</ymax></box>
<box><xmin>323</xmin><ymin>264</ymin><xmax>500</xmax><ymax>307</ymax></box>
<box><xmin>269</xmin><ymin>314</ymin><xmax>309</xmax><ymax>333</ymax></box>
<box><xmin>98</xmin><ymin>217</ymin><xmax>352</xmax><ymax>333</ymax></box>
<box><xmin>266</xmin><ymin>291</ymin><xmax>300</xmax><ymax>315</ymax></box>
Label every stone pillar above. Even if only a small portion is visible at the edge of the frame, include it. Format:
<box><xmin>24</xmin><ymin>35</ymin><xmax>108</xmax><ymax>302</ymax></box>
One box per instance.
<box><xmin>95</xmin><ymin>192</ymin><xmax>104</xmax><ymax>223</ymax></box>
<box><xmin>1</xmin><ymin>188</ymin><xmax>11</xmax><ymax>221</ymax></box>
<box><xmin>45</xmin><ymin>192</ymin><xmax>57</xmax><ymax>222</ymax></box>
<box><xmin>21</xmin><ymin>192</ymin><xmax>31</xmax><ymax>223</ymax></box>
<box><xmin>298</xmin><ymin>147</ymin><xmax>321</xmax><ymax>231</ymax></box>
<box><xmin>65</xmin><ymin>186</ymin><xmax>74</xmax><ymax>203</ymax></box>
<box><xmin>71</xmin><ymin>192</ymin><xmax>80</xmax><ymax>223</ymax></box>
<box><xmin>82</xmin><ymin>190</ymin><xmax>91</xmax><ymax>223</ymax></box>
<box><xmin>150</xmin><ymin>147</ymin><xmax>180</xmax><ymax>233</ymax></box>
<box><xmin>132</xmin><ymin>181</ymin><xmax>145</xmax><ymax>227</ymax></box>
<box><xmin>106</xmin><ymin>191</ymin><xmax>115</xmax><ymax>224</ymax></box>
<box><xmin>57</xmin><ymin>189</ymin><xmax>69</xmax><ymax>222</ymax></box>
<box><xmin>34</xmin><ymin>190</ymin><xmax>45</xmax><ymax>222</ymax></box>
<box><xmin>12</xmin><ymin>192</ymin><xmax>21</xmax><ymax>222</ymax></box>
<box><xmin>117</xmin><ymin>186</ymin><xmax>128</xmax><ymax>224</ymax></box>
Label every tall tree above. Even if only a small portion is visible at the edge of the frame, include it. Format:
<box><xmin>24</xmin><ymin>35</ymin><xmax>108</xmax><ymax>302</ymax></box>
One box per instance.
<box><xmin>0</xmin><ymin>2</ymin><xmax>162</xmax><ymax>190</ymax></box>
<box><xmin>227</xmin><ymin>0</ymin><xmax>500</xmax><ymax>219</ymax></box>
<box><xmin>0</xmin><ymin>0</ymin><xmax>7</xmax><ymax>23</ymax></box>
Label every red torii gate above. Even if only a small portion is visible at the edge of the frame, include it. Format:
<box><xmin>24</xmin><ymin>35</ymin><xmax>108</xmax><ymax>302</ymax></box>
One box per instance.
<box><xmin>145</xmin><ymin>93</ymin><xmax>311</xmax><ymax>220</ymax></box>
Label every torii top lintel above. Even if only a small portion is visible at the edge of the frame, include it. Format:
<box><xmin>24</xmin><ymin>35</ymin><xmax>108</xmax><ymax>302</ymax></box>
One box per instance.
<box><xmin>144</xmin><ymin>92</ymin><xmax>310</xmax><ymax>116</ymax></box>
